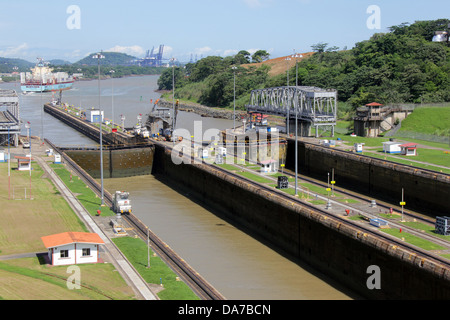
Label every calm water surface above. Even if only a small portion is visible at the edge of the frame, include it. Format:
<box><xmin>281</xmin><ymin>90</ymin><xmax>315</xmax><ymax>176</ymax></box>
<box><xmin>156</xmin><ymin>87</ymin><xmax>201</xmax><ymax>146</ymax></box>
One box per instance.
<box><xmin>0</xmin><ymin>76</ymin><xmax>352</xmax><ymax>300</ymax></box>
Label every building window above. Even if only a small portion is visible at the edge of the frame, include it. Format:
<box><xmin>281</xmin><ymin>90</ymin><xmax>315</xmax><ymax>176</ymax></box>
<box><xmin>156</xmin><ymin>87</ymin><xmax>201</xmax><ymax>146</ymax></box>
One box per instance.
<box><xmin>82</xmin><ymin>248</ymin><xmax>91</xmax><ymax>256</ymax></box>
<box><xmin>60</xmin><ymin>250</ymin><xmax>69</xmax><ymax>258</ymax></box>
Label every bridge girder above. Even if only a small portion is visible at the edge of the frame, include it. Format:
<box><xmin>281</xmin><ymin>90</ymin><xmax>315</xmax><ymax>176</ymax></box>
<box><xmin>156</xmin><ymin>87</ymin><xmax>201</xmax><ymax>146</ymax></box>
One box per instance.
<box><xmin>245</xmin><ymin>86</ymin><xmax>337</xmax><ymax>126</ymax></box>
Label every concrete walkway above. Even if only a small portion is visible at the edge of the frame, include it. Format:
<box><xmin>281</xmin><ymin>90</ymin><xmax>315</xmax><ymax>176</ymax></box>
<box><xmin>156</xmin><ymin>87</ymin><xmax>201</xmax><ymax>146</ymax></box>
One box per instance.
<box><xmin>0</xmin><ymin>252</ymin><xmax>47</xmax><ymax>261</ymax></box>
<box><xmin>34</xmin><ymin>149</ymin><xmax>158</xmax><ymax>300</ymax></box>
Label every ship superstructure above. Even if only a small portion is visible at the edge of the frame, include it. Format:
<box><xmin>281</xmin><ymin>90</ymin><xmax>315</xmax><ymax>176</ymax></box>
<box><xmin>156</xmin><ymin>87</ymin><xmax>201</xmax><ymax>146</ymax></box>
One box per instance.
<box><xmin>20</xmin><ymin>58</ymin><xmax>74</xmax><ymax>93</ymax></box>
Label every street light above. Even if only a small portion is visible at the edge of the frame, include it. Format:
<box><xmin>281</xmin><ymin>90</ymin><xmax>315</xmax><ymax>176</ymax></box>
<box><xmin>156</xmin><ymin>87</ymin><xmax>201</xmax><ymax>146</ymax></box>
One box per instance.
<box><xmin>232</xmin><ymin>66</ymin><xmax>237</xmax><ymax>132</ymax></box>
<box><xmin>292</xmin><ymin>53</ymin><xmax>301</xmax><ymax>195</ymax></box>
<box><xmin>110</xmin><ymin>70</ymin><xmax>115</xmax><ymax>128</ymax></box>
<box><xmin>170</xmin><ymin>58</ymin><xmax>176</xmax><ymax>143</ymax></box>
<box><xmin>92</xmin><ymin>52</ymin><xmax>105</xmax><ymax>206</ymax></box>
<box><xmin>285</xmin><ymin>57</ymin><xmax>291</xmax><ymax>135</ymax></box>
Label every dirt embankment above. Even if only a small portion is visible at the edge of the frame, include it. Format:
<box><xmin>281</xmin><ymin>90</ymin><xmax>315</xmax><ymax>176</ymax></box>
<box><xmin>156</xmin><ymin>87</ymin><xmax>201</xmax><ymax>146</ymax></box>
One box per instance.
<box><xmin>243</xmin><ymin>52</ymin><xmax>314</xmax><ymax>76</ymax></box>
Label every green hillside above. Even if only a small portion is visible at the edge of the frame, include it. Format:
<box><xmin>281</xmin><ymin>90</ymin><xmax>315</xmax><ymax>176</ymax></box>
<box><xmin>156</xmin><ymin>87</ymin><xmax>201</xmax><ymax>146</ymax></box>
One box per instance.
<box><xmin>74</xmin><ymin>52</ymin><xmax>137</xmax><ymax>66</ymax></box>
<box><xmin>158</xmin><ymin>19</ymin><xmax>450</xmax><ymax>112</ymax></box>
<box><xmin>0</xmin><ymin>57</ymin><xmax>34</xmax><ymax>73</ymax></box>
<box><xmin>399</xmin><ymin>106</ymin><xmax>450</xmax><ymax>136</ymax></box>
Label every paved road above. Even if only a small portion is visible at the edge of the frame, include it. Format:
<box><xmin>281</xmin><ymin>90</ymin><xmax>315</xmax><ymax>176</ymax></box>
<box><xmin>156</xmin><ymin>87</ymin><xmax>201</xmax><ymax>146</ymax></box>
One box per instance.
<box><xmin>0</xmin><ymin>252</ymin><xmax>47</xmax><ymax>261</ymax></box>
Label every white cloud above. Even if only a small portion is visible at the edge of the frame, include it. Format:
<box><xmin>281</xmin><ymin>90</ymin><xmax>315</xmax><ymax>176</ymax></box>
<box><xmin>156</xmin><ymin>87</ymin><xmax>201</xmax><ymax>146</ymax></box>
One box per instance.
<box><xmin>107</xmin><ymin>45</ymin><xmax>145</xmax><ymax>57</ymax></box>
<box><xmin>162</xmin><ymin>45</ymin><xmax>173</xmax><ymax>57</ymax></box>
<box><xmin>0</xmin><ymin>43</ymin><xmax>29</xmax><ymax>57</ymax></box>
<box><xmin>194</xmin><ymin>46</ymin><xmax>213</xmax><ymax>55</ymax></box>
<box><xmin>222</xmin><ymin>49</ymin><xmax>239</xmax><ymax>57</ymax></box>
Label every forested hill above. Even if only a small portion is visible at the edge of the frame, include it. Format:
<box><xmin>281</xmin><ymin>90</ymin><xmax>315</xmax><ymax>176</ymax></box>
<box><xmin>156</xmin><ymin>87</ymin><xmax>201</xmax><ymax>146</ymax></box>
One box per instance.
<box><xmin>158</xmin><ymin>19</ymin><xmax>450</xmax><ymax>111</ymax></box>
<box><xmin>283</xmin><ymin>19</ymin><xmax>450</xmax><ymax>107</ymax></box>
<box><xmin>74</xmin><ymin>52</ymin><xmax>137</xmax><ymax>66</ymax></box>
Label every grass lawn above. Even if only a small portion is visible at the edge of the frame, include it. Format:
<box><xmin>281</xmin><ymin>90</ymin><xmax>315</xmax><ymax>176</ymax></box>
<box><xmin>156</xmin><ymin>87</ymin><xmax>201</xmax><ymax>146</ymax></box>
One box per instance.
<box><xmin>399</xmin><ymin>221</ymin><xmax>450</xmax><ymax>242</ymax></box>
<box><xmin>0</xmin><ymin>158</ymin><xmax>138</xmax><ymax>300</ymax></box>
<box><xmin>398</xmin><ymin>107</ymin><xmax>450</xmax><ymax>135</ymax></box>
<box><xmin>370</xmin><ymin>148</ymin><xmax>450</xmax><ymax>167</ymax></box>
<box><xmin>0</xmin><ymin>161</ymin><xmax>88</xmax><ymax>256</ymax></box>
<box><xmin>50</xmin><ymin>163</ymin><xmax>116</xmax><ymax>217</ymax></box>
<box><xmin>112</xmin><ymin>236</ymin><xmax>199</xmax><ymax>300</ymax></box>
<box><xmin>0</xmin><ymin>257</ymin><xmax>135</xmax><ymax>300</ymax></box>
<box><xmin>235</xmin><ymin>171</ymin><xmax>273</xmax><ymax>184</ymax></box>
<box><xmin>381</xmin><ymin>228</ymin><xmax>446</xmax><ymax>251</ymax></box>
<box><xmin>215</xmin><ymin>163</ymin><xmax>239</xmax><ymax>171</ymax></box>
<box><xmin>268</xmin><ymin>172</ymin><xmax>295</xmax><ymax>182</ymax></box>
<box><xmin>366</xmin><ymin>151</ymin><xmax>450</xmax><ymax>174</ymax></box>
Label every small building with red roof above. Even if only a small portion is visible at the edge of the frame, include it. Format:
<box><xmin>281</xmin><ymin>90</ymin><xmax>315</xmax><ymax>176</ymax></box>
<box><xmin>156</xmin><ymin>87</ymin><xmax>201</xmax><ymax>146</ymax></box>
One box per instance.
<box><xmin>260</xmin><ymin>159</ymin><xmax>278</xmax><ymax>173</ymax></box>
<box><xmin>41</xmin><ymin>232</ymin><xmax>105</xmax><ymax>266</ymax></box>
<box><xmin>15</xmin><ymin>155</ymin><xmax>33</xmax><ymax>171</ymax></box>
<box><xmin>399</xmin><ymin>143</ymin><xmax>418</xmax><ymax>156</ymax></box>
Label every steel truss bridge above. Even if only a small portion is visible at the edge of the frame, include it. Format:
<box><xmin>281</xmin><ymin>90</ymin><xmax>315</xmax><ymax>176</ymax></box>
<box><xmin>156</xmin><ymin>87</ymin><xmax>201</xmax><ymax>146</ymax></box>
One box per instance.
<box><xmin>0</xmin><ymin>89</ymin><xmax>21</xmax><ymax>146</ymax></box>
<box><xmin>245</xmin><ymin>86</ymin><xmax>338</xmax><ymax>136</ymax></box>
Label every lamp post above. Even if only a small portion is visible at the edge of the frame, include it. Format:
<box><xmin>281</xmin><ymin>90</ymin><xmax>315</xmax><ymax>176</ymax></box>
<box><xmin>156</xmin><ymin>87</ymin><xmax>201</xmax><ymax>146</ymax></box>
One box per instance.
<box><xmin>110</xmin><ymin>70</ymin><xmax>115</xmax><ymax>128</ymax></box>
<box><xmin>292</xmin><ymin>53</ymin><xmax>301</xmax><ymax>195</ymax></box>
<box><xmin>8</xmin><ymin>126</ymin><xmax>11</xmax><ymax>199</ymax></box>
<box><xmin>170</xmin><ymin>58</ymin><xmax>176</xmax><ymax>143</ymax></box>
<box><xmin>285</xmin><ymin>57</ymin><xmax>291</xmax><ymax>135</ymax></box>
<box><xmin>92</xmin><ymin>52</ymin><xmax>105</xmax><ymax>206</ymax></box>
<box><xmin>232</xmin><ymin>66</ymin><xmax>237</xmax><ymax>132</ymax></box>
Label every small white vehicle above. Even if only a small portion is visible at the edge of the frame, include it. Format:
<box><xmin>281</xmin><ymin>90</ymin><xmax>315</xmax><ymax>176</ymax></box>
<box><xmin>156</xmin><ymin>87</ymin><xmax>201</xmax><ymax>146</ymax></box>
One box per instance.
<box><xmin>112</xmin><ymin>191</ymin><xmax>132</xmax><ymax>214</ymax></box>
<box><xmin>140</xmin><ymin>128</ymin><xmax>150</xmax><ymax>138</ymax></box>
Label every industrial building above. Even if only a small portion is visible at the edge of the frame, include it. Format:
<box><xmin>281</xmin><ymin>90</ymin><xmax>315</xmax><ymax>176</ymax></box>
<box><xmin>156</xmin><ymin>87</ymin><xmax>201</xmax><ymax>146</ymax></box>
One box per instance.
<box><xmin>0</xmin><ymin>89</ymin><xmax>20</xmax><ymax>147</ymax></box>
<box><xmin>353</xmin><ymin>102</ymin><xmax>413</xmax><ymax>137</ymax></box>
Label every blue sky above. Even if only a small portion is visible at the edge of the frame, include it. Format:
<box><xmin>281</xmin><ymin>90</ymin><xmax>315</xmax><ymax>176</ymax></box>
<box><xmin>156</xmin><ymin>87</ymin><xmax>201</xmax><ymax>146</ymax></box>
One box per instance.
<box><xmin>0</xmin><ymin>0</ymin><xmax>448</xmax><ymax>63</ymax></box>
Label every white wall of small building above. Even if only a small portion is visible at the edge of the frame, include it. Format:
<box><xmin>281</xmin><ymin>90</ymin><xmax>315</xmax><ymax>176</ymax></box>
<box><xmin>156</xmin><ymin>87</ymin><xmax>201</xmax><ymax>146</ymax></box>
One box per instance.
<box><xmin>382</xmin><ymin>142</ymin><xmax>401</xmax><ymax>153</ymax></box>
<box><xmin>49</xmin><ymin>243</ymin><xmax>100</xmax><ymax>266</ymax></box>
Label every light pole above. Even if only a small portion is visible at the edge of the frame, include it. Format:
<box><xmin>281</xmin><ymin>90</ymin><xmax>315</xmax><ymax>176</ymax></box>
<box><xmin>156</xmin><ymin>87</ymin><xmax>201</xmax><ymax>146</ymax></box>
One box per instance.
<box><xmin>93</xmin><ymin>52</ymin><xmax>105</xmax><ymax>206</ymax></box>
<box><xmin>110</xmin><ymin>70</ymin><xmax>115</xmax><ymax>128</ymax></box>
<box><xmin>292</xmin><ymin>53</ymin><xmax>301</xmax><ymax>195</ymax></box>
<box><xmin>7</xmin><ymin>126</ymin><xmax>11</xmax><ymax>199</ymax></box>
<box><xmin>170</xmin><ymin>58</ymin><xmax>176</xmax><ymax>143</ymax></box>
<box><xmin>285</xmin><ymin>57</ymin><xmax>291</xmax><ymax>135</ymax></box>
<box><xmin>232</xmin><ymin>66</ymin><xmax>237</xmax><ymax>132</ymax></box>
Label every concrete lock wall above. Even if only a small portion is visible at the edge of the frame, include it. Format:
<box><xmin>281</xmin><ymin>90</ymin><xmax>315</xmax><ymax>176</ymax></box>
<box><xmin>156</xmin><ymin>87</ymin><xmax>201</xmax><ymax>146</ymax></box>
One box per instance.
<box><xmin>285</xmin><ymin>139</ymin><xmax>450</xmax><ymax>216</ymax></box>
<box><xmin>65</xmin><ymin>146</ymin><xmax>154</xmax><ymax>179</ymax></box>
<box><xmin>152</xmin><ymin>143</ymin><xmax>450</xmax><ymax>299</ymax></box>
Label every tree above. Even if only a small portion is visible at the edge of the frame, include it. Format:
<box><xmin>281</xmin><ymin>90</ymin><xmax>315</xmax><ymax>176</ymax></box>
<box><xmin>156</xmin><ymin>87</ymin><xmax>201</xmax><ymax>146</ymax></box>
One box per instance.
<box><xmin>234</xmin><ymin>50</ymin><xmax>251</xmax><ymax>64</ymax></box>
<box><xmin>311</xmin><ymin>42</ymin><xmax>328</xmax><ymax>53</ymax></box>
<box><xmin>251</xmin><ymin>50</ymin><xmax>270</xmax><ymax>63</ymax></box>
<box><xmin>189</xmin><ymin>56</ymin><xmax>226</xmax><ymax>82</ymax></box>
<box><xmin>157</xmin><ymin>67</ymin><xmax>186</xmax><ymax>90</ymax></box>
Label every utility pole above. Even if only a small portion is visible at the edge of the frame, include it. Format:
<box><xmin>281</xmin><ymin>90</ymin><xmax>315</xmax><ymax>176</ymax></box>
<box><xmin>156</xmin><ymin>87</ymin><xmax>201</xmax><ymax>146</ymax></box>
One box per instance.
<box><xmin>285</xmin><ymin>57</ymin><xmax>291</xmax><ymax>135</ymax></box>
<box><xmin>93</xmin><ymin>52</ymin><xmax>105</xmax><ymax>206</ymax></box>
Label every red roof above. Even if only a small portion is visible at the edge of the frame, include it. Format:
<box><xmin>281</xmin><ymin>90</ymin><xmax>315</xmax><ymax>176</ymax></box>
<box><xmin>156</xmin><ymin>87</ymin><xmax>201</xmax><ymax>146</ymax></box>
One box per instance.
<box><xmin>41</xmin><ymin>232</ymin><xmax>104</xmax><ymax>248</ymax></box>
<box><xmin>260</xmin><ymin>159</ymin><xmax>277</xmax><ymax>164</ymax></box>
<box><xmin>366</xmin><ymin>102</ymin><xmax>383</xmax><ymax>106</ymax></box>
<box><xmin>15</xmin><ymin>156</ymin><xmax>34</xmax><ymax>161</ymax></box>
<box><xmin>399</xmin><ymin>143</ymin><xmax>417</xmax><ymax>148</ymax></box>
